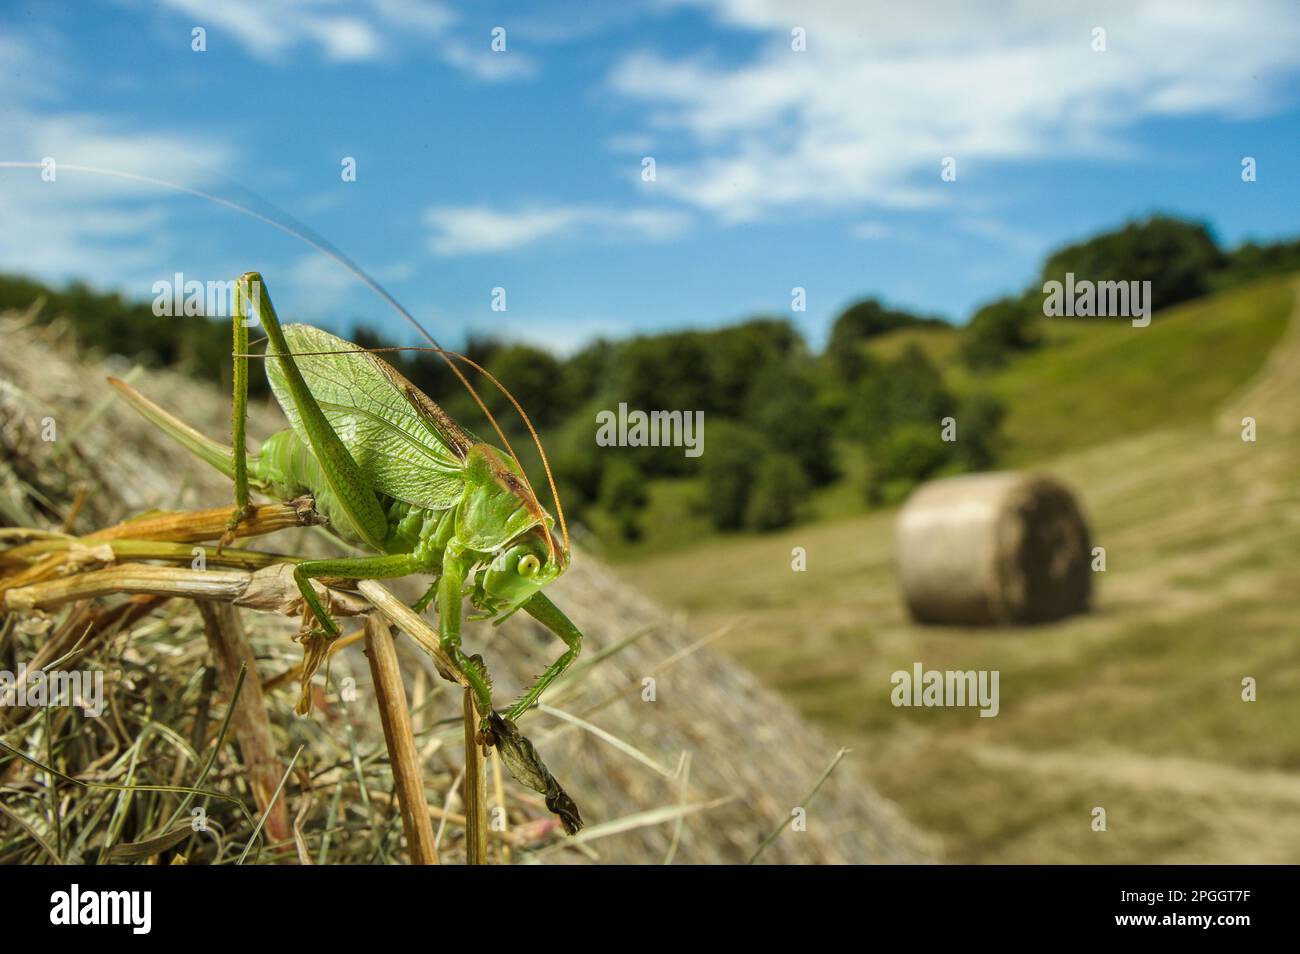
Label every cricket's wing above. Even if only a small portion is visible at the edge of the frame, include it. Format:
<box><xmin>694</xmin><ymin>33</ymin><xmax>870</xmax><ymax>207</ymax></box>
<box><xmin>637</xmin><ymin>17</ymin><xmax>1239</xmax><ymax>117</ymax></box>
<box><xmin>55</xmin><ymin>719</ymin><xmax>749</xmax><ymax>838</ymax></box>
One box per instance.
<box><xmin>266</xmin><ymin>324</ymin><xmax>466</xmax><ymax>510</ymax></box>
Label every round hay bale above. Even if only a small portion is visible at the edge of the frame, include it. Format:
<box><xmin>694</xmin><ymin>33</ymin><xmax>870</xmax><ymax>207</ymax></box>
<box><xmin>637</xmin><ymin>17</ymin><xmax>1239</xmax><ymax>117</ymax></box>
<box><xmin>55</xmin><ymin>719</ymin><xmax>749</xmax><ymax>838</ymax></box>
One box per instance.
<box><xmin>895</xmin><ymin>471</ymin><xmax>1092</xmax><ymax>625</ymax></box>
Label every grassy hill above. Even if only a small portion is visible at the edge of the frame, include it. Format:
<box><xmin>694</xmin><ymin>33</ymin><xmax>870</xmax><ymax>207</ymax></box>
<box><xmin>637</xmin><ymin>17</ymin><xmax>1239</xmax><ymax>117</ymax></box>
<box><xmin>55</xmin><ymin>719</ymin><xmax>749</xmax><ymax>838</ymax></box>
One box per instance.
<box><xmin>617</xmin><ymin>275</ymin><xmax>1300</xmax><ymax>863</ymax></box>
<box><xmin>982</xmin><ymin>276</ymin><xmax>1296</xmax><ymax>463</ymax></box>
<box><xmin>857</xmin><ymin>274</ymin><xmax>1296</xmax><ymax>463</ymax></box>
<box><xmin>591</xmin><ymin>276</ymin><xmax>1296</xmax><ymax>558</ymax></box>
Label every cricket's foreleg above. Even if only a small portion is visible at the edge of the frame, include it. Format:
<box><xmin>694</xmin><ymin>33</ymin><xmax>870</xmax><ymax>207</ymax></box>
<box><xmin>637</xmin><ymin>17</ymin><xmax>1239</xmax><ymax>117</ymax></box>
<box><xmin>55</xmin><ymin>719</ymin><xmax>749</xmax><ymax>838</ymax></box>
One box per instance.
<box><xmin>437</xmin><ymin>550</ymin><xmax>495</xmax><ymax>720</ymax></box>
<box><xmin>505</xmin><ymin>591</ymin><xmax>584</xmax><ymax>723</ymax></box>
<box><xmin>290</xmin><ymin>552</ymin><xmax>419</xmax><ymax>715</ymax></box>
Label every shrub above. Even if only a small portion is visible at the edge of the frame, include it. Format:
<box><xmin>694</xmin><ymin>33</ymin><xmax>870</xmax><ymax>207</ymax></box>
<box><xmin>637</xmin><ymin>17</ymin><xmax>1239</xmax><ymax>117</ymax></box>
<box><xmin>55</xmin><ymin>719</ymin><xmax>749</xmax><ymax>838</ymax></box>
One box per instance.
<box><xmin>745</xmin><ymin>453</ymin><xmax>808</xmax><ymax>531</ymax></box>
<box><xmin>953</xmin><ymin>391</ymin><xmax>1006</xmax><ymax>470</ymax></box>
<box><xmin>746</xmin><ymin>362</ymin><xmax>838</xmax><ymax>486</ymax></box>
<box><xmin>1039</xmin><ymin>214</ymin><xmax>1225</xmax><ymax>314</ymax></box>
<box><xmin>598</xmin><ymin>456</ymin><xmax>647</xmax><ymax>541</ymax></box>
<box><xmin>867</xmin><ymin>423</ymin><xmax>954</xmax><ymax>502</ymax></box>
<box><xmin>960</xmin><ymin>295</ymin><xmax>1040</xmax><ymax>370</ymax></box>
<box><xmin>847</xmin><ymin>345</ymin><xmax>955</xmax><ymax>445</ymax></box>
<box><xmin>700</xmin><ymin>421</ymin><xmax>766</xmax><ymax>531</ymax></box>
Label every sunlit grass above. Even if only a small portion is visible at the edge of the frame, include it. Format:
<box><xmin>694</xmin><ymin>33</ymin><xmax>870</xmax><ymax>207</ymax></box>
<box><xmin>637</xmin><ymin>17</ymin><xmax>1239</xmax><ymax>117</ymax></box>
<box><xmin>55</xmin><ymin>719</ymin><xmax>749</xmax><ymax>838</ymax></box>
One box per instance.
<box><xmin>618</xmin><ymin>277</ymin><xmax>1300</xmax><ymax>862</ymax></box>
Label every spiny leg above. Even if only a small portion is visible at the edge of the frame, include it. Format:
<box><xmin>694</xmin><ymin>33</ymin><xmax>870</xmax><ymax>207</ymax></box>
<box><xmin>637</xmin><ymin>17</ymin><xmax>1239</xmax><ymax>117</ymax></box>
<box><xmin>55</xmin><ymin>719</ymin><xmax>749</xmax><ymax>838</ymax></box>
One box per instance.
<box><xmin>221</xmin><ymin>296</ymin><xmax>254</xmax><ymax>547</ymax></box>
<box><xmin>437</xmin><ymin>549</ymin><xmax>495</xmax><ymax>721</ymax></box>
<box><xmin>412</xmin><ymin>579</ymin><xmax>439</xmax><ymax>615</ymax></box>
<box><xmin>291</xmin><ymin>551</ymin><xmax>419</xmax><ymax>714</ymax></box>
<box><xmin>505</xmin><ymin>591</ymin><xmax>584</xmax><ymax>723</ymax></box>
<box><xmin>237</xmin><ymin>272</ymin><xmax>390</xmax><ymax>552</ymax></box>
<box><xmin>294</xmin><ymin>552</ymin><xmax>419</xmax><ymax>637</ymax></box>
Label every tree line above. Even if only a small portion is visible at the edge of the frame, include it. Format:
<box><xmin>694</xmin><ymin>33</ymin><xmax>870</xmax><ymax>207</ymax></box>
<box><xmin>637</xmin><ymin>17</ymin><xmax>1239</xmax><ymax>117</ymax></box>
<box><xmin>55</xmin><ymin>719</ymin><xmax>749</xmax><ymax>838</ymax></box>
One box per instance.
<box><xmin>3</xmin><ymin>215</ymin><xmax>1297</xmax><ymax>541</ymax></box>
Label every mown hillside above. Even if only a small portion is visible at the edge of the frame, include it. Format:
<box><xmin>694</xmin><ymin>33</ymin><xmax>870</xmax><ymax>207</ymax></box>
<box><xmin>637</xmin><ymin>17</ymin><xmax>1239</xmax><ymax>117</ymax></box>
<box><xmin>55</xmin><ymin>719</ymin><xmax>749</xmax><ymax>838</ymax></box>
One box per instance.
<box><xmin>3</xmin><ymin>226</ymin><xmax>1297</xmax><ymax>863</ymax></box>
<box><xmin>620</xmin><ymin>275</ymin><xmax>1300</xmax><ymax>863</ymax></box>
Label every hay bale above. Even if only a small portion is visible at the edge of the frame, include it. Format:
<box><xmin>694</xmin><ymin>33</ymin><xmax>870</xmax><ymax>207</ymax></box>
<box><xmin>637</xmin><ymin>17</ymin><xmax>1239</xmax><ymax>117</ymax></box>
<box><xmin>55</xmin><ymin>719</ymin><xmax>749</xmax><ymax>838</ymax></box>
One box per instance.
<box><xmin>895</xmin><ymin>471</ymin><xmax>1092</xmax><ymax>625</ymax></box>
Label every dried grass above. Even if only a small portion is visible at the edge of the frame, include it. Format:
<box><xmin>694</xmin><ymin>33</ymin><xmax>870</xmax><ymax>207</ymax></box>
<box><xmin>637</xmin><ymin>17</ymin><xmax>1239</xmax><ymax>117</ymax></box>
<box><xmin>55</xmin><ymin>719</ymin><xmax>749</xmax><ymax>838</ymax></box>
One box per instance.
<box><xmin>0</xmin><ymin>309</ymin><xmax>935</xmax><ymax>864</ymax></box>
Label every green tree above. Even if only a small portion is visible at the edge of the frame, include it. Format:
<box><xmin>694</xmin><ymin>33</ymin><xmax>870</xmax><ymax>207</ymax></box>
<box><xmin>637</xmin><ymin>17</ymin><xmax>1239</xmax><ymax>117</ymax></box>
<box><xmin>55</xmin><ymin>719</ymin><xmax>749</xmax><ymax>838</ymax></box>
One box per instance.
<box><xmin>1039</xmin><ymin>214</ymin><xmax>1225</xmax><ymax>313</ymax></box>
<box><xmin>598</xmin><ymin>456</ymin><xmax>647</xmax><ymax>541</ymax></box>
<box><xmin>828</xmin><ymin>298</ymin><xmax>945</xmax><ymax>379</ymax></box>
<box><xmin>952</xmin><ymin>391</ymin><xmax>1006</xmax><ymax>470</ymax></box>
<box><xmin>868</xmin><ymin>423</ymin><xmax>953</xmax><ymax>502</ymax></box>
<box><xmin>700</xmin><ymin>421</ymin><xmax>766</xmax><ymax>531</ymax></box>
<box><xmin>1215</xmin><ymin>239</ymin><xmax>1300</xmax><ymax>290</ymax></box>
<box><xmin>847</xmin><ymin>345</ymin><xmax>955</xmax><ymax>446</ymax></box>
<box><xmin>746</xmin><ymin>362</ymin><xmax>837</xmax><ymax>486</ymax></box>
<box><xmin>484</xmin><ymin>344</ymin><xmax>569</xmax><ymax>429</ymax></box>
<box><xmin>745</xmin><ymin>453</ymin><xmax>808</xmax><ymax>530</ymax></box>
<box><xmin>960</xmin><ymin>294</ymin><xmax>1040</xmax><ymax>370</ymax></box>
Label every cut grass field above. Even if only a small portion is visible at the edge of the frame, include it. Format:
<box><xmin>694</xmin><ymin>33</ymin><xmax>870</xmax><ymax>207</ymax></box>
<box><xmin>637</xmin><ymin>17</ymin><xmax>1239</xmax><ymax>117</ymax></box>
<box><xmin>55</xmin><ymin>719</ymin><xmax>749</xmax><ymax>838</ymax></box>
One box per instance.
<box><xmin>617</xmin><ymin>276</ymin><xmax>1300</xmax><ymax>863</ymax></box>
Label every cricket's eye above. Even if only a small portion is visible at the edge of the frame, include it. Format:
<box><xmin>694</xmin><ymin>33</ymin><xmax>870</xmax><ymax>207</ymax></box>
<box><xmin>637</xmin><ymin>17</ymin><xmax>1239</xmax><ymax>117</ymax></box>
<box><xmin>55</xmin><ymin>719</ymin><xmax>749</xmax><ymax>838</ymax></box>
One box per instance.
<box><xmin>518</xmin><ymin>554</ymin><xmax>541</xmax><ymax>577</ymax></box>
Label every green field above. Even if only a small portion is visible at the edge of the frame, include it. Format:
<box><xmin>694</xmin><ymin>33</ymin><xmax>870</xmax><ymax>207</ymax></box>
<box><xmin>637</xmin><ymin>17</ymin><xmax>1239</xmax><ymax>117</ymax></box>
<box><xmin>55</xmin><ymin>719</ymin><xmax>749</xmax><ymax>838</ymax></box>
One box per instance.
<box><xmin>616</xmin><ymin>276</ymin><xmax>1300</xmax><ymax>863</ymax></box>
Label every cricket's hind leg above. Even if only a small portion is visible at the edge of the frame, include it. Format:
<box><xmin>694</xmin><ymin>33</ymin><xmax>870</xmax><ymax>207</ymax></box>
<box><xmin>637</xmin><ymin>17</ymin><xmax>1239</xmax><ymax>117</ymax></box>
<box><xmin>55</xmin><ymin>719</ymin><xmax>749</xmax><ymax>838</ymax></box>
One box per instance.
<box><xmin>220</xmin><ymin>285</ymin><xmax>255</xmax><ymax>548</ymax></box>
<box><xmin>412</xmin><ymin>579</ymin><xmax>439</xmax><ymax>614</ymax></box>
<box><xmin>235</xmin><ymin>273</ymin><xmax>390</xmax><ymax>553</ymax></box>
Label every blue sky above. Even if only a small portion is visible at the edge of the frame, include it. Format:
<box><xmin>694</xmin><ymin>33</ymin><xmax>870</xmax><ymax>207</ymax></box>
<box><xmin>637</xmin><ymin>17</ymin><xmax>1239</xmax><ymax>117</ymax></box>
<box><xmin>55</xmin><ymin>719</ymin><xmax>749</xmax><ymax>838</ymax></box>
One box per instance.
<box><xmin>2</xmin><ymin>0</ymin><xmax>1299</xmax><ymax>352</ymax></box>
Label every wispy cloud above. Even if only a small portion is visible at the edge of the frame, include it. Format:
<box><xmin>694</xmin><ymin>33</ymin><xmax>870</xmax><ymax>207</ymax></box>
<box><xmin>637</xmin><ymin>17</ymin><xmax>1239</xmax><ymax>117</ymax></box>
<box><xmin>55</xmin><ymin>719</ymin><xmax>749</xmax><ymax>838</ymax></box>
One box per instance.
<box><xmin>610</xmin><ymin>0</ymin><xmax>1300</xmax><ymax>222</ymax></box>
<box><xmin>471</xmin><ymin>312</ymin><xmax>632</xmax><ymax>356</ymax></box>
<box><xmin>439</xmin><ymin>42</ymin><xmax>539</xmax><ymax>83</ymax></box>
<box><xmin>955</xmin><ymin>216</ymin><xmax>1039</xmax><ymax>254</ymax></box>
<box><xmin>424</xmin><ymin>203</ymin><xmax>691</xmax><ymax>255</ymax></box>
<box><xmin>283</xmin><ymin>252</ymin><xmax>414</xmax><ymax>313</ymax></box>
<box><xmin>153</xmin><ymin>0</ymin><xmax>538</xmax><ymax>78</ymax></box>
<box><xmin>0</xmin><ymin>34</ymin><xmax>236</xmax><ymax>288</ymax></box>
<box><xmin>849</xmin><ymin>221</ymin><xmax>890</xmax><ymax>241</ymax></box>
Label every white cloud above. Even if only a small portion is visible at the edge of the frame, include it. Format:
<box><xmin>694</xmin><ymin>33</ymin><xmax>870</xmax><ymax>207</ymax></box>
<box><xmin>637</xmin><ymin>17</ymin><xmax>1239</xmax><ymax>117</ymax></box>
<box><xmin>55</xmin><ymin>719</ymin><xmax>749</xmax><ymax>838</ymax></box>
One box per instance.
<box><xmin>282</xmin><ymin>253</ymin><xmax>414</xmax><ymax>313</ymax></box>
<box><xmin>606</xmin><ymin>132</ymin><xmax>657</xmax><ymax>155</ymax></box>
<box><xmin>0</xmin><ymin>35</ymin><xmax>236</xmax><ymax>289</ymax></box>
<box><xmin>153</xmin><ymin>0</ymin><xmax>537</xmax><ymax>78</ymax></box>
<box><xmin>439</xmin><ymin>43</ymin><xmax>539</xmax><ymax>83</ymax></box>
<box><xmin>424</xmin><ymin>203</ymin><xmax>691</xmax><ymax>255</ymax></box>
<box><xmin>955</xmin><ymin>216</ymin><xmax>1039</xmax><ymax>254</ymax></box>
<box><xmin>473</xmin><ymin>313</ymin><xmax>631</xmax><ymax>357</ymax></box>
<box><xmin>284</xmin><ymin>252</ymin><xmax>358</xmax><ymax>302</ymax></box>
<box><xmin>849</xmin><ymin>221</ymin><xmax>890</xmax><ymax>241</ymax></box>
<box><xmin>610</xmin><ymin>0</ymin><xmax>1300</xmax><ymax>222</ymax></box>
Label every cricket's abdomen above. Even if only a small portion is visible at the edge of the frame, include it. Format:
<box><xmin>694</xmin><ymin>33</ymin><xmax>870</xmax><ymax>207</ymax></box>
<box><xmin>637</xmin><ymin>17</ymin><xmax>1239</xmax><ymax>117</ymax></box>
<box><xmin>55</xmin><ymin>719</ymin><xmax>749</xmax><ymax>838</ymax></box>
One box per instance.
<box><xmin>385</xmin><ymin>499</ymin><xmax>455</xmax><ymax>562</ymax></box>
<box><xmin>253</xmin><ymin>429</ymin><xmax>366</xmax><ymax>545</ymax></box>
<box><xmin>254</xmin><ymin>429</ymin><xmax>454</xmax><ymax>558</ymax></box>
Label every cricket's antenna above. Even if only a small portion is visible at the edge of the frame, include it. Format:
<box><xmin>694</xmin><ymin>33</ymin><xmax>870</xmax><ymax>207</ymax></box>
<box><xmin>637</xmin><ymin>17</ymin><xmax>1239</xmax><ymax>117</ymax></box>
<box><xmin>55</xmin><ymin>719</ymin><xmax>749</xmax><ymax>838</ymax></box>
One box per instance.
<box><xmin>405</xmin><ymin>347</ymin><xmax>570</xmax><ymax>557</ymax></box>
<box><xmin>0</xmin><ymin>159</ymin><xmax>571</xmax><ymax>554</ymax></box>
<box><xmin>0</xmin><ymin>161</ymin><xmax>441</xmax><ymax>350</ymax></box>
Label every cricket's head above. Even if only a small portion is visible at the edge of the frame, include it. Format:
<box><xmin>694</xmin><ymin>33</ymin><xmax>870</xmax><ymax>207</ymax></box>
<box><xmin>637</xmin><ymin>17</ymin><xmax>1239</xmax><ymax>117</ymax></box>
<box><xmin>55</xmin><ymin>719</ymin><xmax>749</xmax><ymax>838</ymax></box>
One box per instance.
<box><xmin>475</xmin><ymin>525</ymin><xmax>567</xmax><ymax>615</ymax></box>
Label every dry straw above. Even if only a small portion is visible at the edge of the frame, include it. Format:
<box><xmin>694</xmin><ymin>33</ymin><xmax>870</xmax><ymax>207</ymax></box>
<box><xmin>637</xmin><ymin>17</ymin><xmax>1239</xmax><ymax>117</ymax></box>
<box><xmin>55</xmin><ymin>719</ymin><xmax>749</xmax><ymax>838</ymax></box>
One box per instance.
<box><xmin>896</xmin><ymin>471</ymin><xmax>1092</xmax><ymax>625</ymax></box>
<box><xmin>0</xmin><ymin>307</ymin><xmax>934</xmax><ymax>864</ymax></box>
